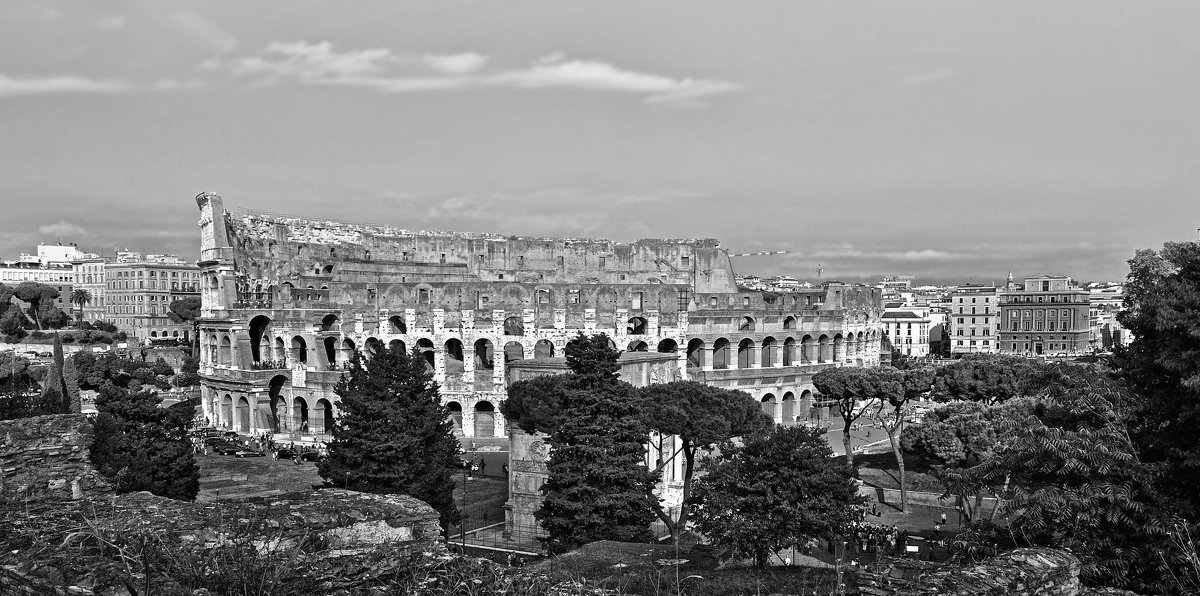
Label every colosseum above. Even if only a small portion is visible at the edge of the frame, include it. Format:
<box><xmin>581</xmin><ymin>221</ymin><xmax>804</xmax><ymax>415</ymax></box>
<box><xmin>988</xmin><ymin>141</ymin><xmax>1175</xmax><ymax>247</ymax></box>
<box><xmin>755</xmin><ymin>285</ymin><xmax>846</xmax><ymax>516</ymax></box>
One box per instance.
<box><xmin>194</xmin><ymin>192</ymin><xmax>884</xmax><ymax>442</ymax></box>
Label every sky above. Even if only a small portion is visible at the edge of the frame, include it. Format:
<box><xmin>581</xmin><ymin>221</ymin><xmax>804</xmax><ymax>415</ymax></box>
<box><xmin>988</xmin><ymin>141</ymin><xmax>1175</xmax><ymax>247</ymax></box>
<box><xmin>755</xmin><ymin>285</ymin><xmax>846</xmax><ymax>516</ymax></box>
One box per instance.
<box><xmin>2</xmin><ymin>0</ymin><xmax>1198</xmax><ymax>285</ymax></box>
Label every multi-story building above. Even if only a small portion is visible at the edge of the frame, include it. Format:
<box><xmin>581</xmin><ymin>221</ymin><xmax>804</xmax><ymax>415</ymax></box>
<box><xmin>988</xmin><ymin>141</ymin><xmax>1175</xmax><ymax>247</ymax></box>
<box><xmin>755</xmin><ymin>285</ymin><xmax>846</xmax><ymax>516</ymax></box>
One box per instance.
<box><xmin>103</xmin><ymin>254</ymin><xmax>201</xmax><ymax>342</ymax></box>
<box><xmin>192</xmin><ymin>192</ymin><xmax>884</xmax><ymax>440</ymax></box>
<box><xmin>1089</xmin><ymin>286</ymin><xmax>1130</xmax><ymax>350</ymax></box>
<box><xmin>948</xmin><ymin>284</ymin><xmax>999</xmax><ymax>356</ymax></box>
<box><xmin>0</xmin><ymin>244</ymin><xmax>93</xmax><ymax>314</ymax></box>
<box><xmin>881</xmin><ymin>306</ymin><xmax>932</xmax><ymax>357</ymax></box>
<box><xmin>997</xmin><ymin>274</ymin><xmax>1091</xmax><ymax>356</ymax></box>
<box><xmin>71</xmin><ymin>256</ymin><xmax>108</xmax><ymax>322</ymax></box>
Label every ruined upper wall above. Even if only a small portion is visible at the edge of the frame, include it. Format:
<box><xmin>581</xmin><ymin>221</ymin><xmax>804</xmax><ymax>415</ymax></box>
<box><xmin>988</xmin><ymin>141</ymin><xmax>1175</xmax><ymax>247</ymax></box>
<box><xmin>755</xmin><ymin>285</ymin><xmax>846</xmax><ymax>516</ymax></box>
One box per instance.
<box><xmin>0</xmin><ymin>414</ymin><xmax>113</xmax><ymax>500</ymax></box>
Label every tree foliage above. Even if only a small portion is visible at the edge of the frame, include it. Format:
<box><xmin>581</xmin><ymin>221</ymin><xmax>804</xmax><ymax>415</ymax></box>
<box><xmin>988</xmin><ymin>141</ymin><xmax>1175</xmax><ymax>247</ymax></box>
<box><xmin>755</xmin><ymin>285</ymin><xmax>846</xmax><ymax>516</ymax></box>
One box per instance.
<box><xmin>640</xmin><ymin>380</ymin><xmax>772</xmax><ymax>541</ymax></box>
<box><xmin>931</xmin><ymin>354</ymin><xmax>1035</xmax><ymax>404</ymax></box>
<box><xmin>72</xmin><ymin>351</ymin><xmax>172</xmax><ymax>391</ymax></box>
<box><xmin>812</xmin><ymin>366</ymin><xmax>879</xmax><ymax>468</ymax></box>
<box><xmin>317</xmin><ymin>346</ymin><xmax>462</xmax><ymax>530</ymax></box>
<box><xmin>90</xmin><ymin>382</ymin><xmax>199</xmax><ymax>500</ymax></box>
<box><xmin>168</xmin><ymin>296</ymin><xmax>202</xmax><ymax>353</ymax></box>
<box><xmin>692</xmin><ymin>425</ymin><xmax>863</xmax><ymax>568</ymax></box>
<box><xmin>0</xmin><ymin>352</ymin><xmax>41</xmax><ymax>420</ymax></box>
<box><xmin>535</xmin><ymin>333</ymin><xmax>657</xmax><ymax>552</ymax></box>
<box><xmin>13</xmin><ymin>282</ymin><xmax>63</xmax><ymax>330</ymax></box>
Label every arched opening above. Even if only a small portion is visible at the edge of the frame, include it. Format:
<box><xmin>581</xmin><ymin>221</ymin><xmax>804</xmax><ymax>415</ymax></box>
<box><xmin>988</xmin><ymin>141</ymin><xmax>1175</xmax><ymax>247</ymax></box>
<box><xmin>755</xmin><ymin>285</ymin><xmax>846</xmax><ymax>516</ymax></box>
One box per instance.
<box><xmin>504</xmin><ymin>316</ymin><xmax>524</xmax><ymax>336</ymax></box>
<box><xmin>388</xmin><ymin>339</ymin><xmax>406</xmax><ymax>354</ymax></box>
<box><xmin>739</xmin><ymin>316</ymin><xmax>756</xmax><ymax>332</ymax></box>
<box><xmin>364</xmin><ymin>337</ymin><xmax>382</xmax><ymax>359</ymax></box>
<box><xmin>504</xmin><ymin>341</ymin><xmax>525</xmax><ymax>363</ymax></box>
<box><xmin>760</xmin><ymin>394</ymin><xmax>775</xmax><ymax>419</ymax></box>
<box><xmin>627</xmin><ymin>317</ymin><xmax>647</xmax><ymax>335</ymax></box>
<box><xmin>783</xmin><ymin>316</ymin><xmax>797</xmax><ymax>330</ymax></box>
<box><xmin>761</xmin><ymin>337</ymin><xmax>777</xmax><ymax>367</ymax></box>
<box><xmin>737</xmin><ymin>338</ymin><xmax>754</xmax><ymax>369</ymax></box>
<box><xmin>416</xmin><ymin>338</ymin><xmax>435</xmax><ymax>369</ymax></box>
<box><xmin>237</xmin><ymin>396</ymin><xmax>251</xmax><ymax>433</ymax></box>
<box><xmin>712</xmin><ymin>338</ymin><xmax>731</xmax><ymax>370</ymax></box>
<box><xmin>446</xmin><ymin>401</ymin><xmax>463</xmax><ymax>434</ymax></box>
<box><xmin>323</xmin><ymin>337</ymin><xmax>338</xmax><ymax>367</ymax></box>
<box><xmin>247</xmin><ymin>314</ymin><xmax>271</xmax><ymax>364</ymax></box>
<box><xmin>294</xmin><ymin>397</ymin><xmax>310</xmax><ymax>433</ymax></box>
<box><xmin>657</xmin><ymin>338</ymin><xmax>678</xmax><ymax>353</ymax></box>
<box><xmin>782</xmin><ymin>392</ymin><xmax>796</xmax><ymax>425</ymax></box>
<box><xmin>341</xmin><ymin>338</ymin><xmax>356</xmax><ymax>363</ymax></box>
<box><xmin>474</xmin><ymin>401</ymin><xmax>496</xmax><ymax>437</ymax></box>
<box><xmin>291</xmin><ymin>336</ymin><xmax>308</xmax><ymax>365</ymax></box>
<box><xmin>322</xmin><ymin>264</ymin><xmax>334</xmax><ymax>275</ymax></box>
<box><xmin>445</xmin><ymin>338</ymin><xmax>465</xmax><ymax>375</ymax></box>
<box><xmin>320</xmin><ymin>314</ymin><xmax>340</xmax><ymax>332</ymax></box>
<box><xmin>534</xmin><ymin>339</ymin><xmax>555</xmax><ymax>358</ymax></box>
<box><xmin>268</xmin><ymin>375</ymin><xmax>287</xmax><ymax>432</ymax></box>
<box><xmin>686</xmin><ymin>338</ymin><xmax>705</xmax><ymax>368</ymax></box>
<box><xmin>783</xmin><ymin>337</ymin><xmax>796</xmax><ymax>366</ymax></box>
<box><xmin>627</xmin><ymin>340</ymin><xmax>648</xmax><ymax>352</ymax></box>
<box><xmin>833</xmin><ymin>334</ymin><xmax>844</xmax><ymax>362</ymax></box>
<box><xmin>150</xmin><ymin>331</ymin><xmax>158</xmax><ymax>338</ymax></box>
<box><xmin>389</xmin><ymin>315</ymin><xmax>407</xmax><ymax>334</ymax></box>
<box><xmin>219</xmin><ymin>336</ymin><xmax>232</xmax><ymax>366</ymax></box>
<box><xmin>818</xmin><ymin>335</ymin><xmax>831</xmax><ymax>363</ymax></box>
<box><xmin>801</xmin><ymin>335</ymin><xmax>815</xmax><ymax>364</ymax></box>
<box><xmin>474</xmin><ymin>339</ymin><xmax>494</xmax><ymax>391</ymax></box>
<box><xmin>221</xmin><ymin>394</ymin><xmax>233</xmax><ymax>429</ymax></box>
<box><xmin>316</xmin><ymin>398</ymin><xmax>334</xmax><ymax>433</ymax></box>
<box><xmin>274</xmin><ymin>336</ymin><xmax>286</xmax><ymax>364</ymax></box>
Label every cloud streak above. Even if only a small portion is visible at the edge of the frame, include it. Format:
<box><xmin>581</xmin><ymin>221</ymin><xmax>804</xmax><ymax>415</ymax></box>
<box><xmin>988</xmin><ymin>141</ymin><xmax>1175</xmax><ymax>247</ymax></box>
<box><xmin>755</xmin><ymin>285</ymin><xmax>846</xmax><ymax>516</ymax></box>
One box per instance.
<box><xmin>229</xmin><ymin>42</ymin><xmax>739</xmax><ymax>105</ymax></box>
<box><xmin>0</xmin><ymin>74</ymin><xmax>128</xmax><ymax>98</ymax></box>
<box><xmin>37</xmin><ymin>221</ymin><xmax>89</xmax><ymax>237</ymax></box>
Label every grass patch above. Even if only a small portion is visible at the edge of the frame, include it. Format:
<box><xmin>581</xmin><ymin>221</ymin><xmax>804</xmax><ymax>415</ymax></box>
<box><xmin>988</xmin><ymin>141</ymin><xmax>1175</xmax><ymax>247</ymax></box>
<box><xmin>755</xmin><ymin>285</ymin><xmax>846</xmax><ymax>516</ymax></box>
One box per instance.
<box><xmin>855</xmin><ymin>451</ymin><xmax>946</xmax><ymax>493</ymax></box>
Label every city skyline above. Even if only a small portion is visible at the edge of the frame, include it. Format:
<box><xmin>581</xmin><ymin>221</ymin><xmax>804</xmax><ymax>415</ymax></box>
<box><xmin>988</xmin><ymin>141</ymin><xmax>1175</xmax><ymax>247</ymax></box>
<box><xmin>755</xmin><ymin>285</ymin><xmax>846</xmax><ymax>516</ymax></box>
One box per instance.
<box><xmin>3</xmin><ymin>1</ymin><xmax>1199</xmax><ymax>283</ymax></box>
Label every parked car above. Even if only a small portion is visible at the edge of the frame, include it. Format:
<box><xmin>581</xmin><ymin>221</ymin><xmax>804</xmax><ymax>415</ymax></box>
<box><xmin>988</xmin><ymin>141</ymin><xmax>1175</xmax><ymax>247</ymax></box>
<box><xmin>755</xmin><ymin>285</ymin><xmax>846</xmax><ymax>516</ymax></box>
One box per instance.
<box><xmin>222</xmin><ymin>431</ymin><xmax>240</xmax><ymax>440</ymax></box>
<box><xmin>233</xmin><ymin>449</ymin><xmax>265</xmax><ymax>458</ymax></box>
<box><xmin>212</xmin><ymin>443</ymin><xmax>243</xmax><ymax>455</ymax></box>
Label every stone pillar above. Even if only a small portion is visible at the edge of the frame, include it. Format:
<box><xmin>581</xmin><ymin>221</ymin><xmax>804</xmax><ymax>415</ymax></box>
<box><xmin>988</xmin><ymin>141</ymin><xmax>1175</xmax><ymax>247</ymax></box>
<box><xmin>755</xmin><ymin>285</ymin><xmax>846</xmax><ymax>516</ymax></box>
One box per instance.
<box><xmin>553</xmin><ymin>308</ymin><xmax>566</xmax><ymax>330</ymax></box>
<box><xmin>772</xmin><ymin>397</ymin><xmax>783</xmax><ymax>425</ymax></box>
<box><xmin>523</xmin><ymin>309</ymin><xmax>535</xmax><ymax>335</ymax></box>
<box><xmin>462</xmin><ymin>345</ymin><xmax>475</xmax><ymax>385</ymax></box>
<box><xmin>583</xmin><ymin>308</ymin><xmax>597</xmax><ymax>331</ymax></box>
<box><xmin>703</xmin><ymin>346</ymin><xmax>715</xmax><ymax>372</ymax></box>
<box><xmin>462</xmin><ymin>310</ymin><xmax>475</xmax><ymax>331</ymax></box>
<box><xmin>615</xmin><ymin>308</ymin><xmax>629</xmax><ymax>338</ymax></box>
<box><xmin>405</xmin><ymin>308</ymin><xmax>417</xmax><ymax>334</ymax></box>
<box><xmin>774</xmin><ymin>343</ymin><xmax>785</xmax><ymax>368</ymax></box>
<box><xmin>434</xmin><ymin>345</ymin><xmax>446</xmax><ymax>385</ymax></box>
<box><xmin>379</xmin><ymin>308</ymin><xmax>390</xmax><ymax>336</ymax></box>
<box><xmin>750</xmin><ymin>345</ymin><xmax>762</xmax><ymax>369</ymax></box>
<box><xmin>433</xmin><ymin>309</ymin><xmax>445</xmax><ymax>334</ymax></box>
<box><xmin>648</xmin><ymin>310</ymin><xmax>660</xmax><ymax>337</ymax></box>
<box><xmin>354</xmin><ymin>312</ymin><xmax>364</xmax><ymax>334</ymax></box>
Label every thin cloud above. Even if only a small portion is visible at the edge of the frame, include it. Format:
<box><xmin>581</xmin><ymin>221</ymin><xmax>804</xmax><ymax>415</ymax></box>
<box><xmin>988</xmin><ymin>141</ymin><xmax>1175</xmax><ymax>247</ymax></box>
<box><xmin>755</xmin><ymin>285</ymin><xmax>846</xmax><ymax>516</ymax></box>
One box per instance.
<box><xmin>38</xmin><ymin>221</ymin><xmax>89</xmax><ymax>237</ymax></box>
<box><xmin>228</xmin><ymin>42</ymin><xmax>739</xmax><ymax>105</ymax></box>
<box><xmin>0</xmin><ymin>74</ymin><xmax>128</xmax><ymax>98</ymax></box>
<box><xmin>152</xmin><ymin>78</ymin><xmax>206</xmax><ymax>91</ymax></box>
<box><xmin>421</xmin><ymin>52</ymin><xmax>488</xmax><ymax>75</ymax></box>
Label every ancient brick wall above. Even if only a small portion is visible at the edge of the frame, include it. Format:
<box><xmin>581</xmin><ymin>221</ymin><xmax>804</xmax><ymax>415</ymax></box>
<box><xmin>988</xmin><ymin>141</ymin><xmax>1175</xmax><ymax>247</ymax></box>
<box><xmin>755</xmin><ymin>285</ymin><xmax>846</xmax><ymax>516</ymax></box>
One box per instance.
<box><xmin>0</xmin><ymin>414</ymin><xmax>112</xmax><ymax>500</ymax></box>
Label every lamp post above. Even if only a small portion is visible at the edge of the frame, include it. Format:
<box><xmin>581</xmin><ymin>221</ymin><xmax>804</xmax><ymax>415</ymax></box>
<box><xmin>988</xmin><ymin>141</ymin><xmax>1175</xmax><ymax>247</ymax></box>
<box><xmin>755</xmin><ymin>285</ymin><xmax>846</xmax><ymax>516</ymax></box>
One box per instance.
<box><xmin>461</xmin><ymin>444</ymin><xmax>474</xmax><ymax>551</ymax></box>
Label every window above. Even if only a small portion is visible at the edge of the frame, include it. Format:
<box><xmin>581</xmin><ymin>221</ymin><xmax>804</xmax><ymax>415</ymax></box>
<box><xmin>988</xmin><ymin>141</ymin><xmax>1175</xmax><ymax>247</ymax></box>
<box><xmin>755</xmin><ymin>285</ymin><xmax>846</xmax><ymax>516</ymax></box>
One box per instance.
<box><xmin>418</xmin><ymin>288</ymin><xmax>430</xmax><ymax>304</ymax></box>
<box><xmin>958</xmin><ymin>318</ymin><xmax>964</xmax><ymax>324</ymax></box>
<box><xmin>557</xmin><ymin>256</ymin><xmax>564</xmax><ymax>267</ymax></box>
<box><xmin>497</xmin><ymin>273</ymin><xmax>503</xmax><ymax>280</ymax></box>
<box><xmin>517</xmin><ymin>256</ymin><xmax>523</xmax><ymax>266</ymax></box>
<box><xmin>709</xmin><ymin>297</ymin><xmax>718</xmax><ymax>307</ymax></box>
<box><xmin>402</xmin><ymin>251</ymin><xmax>410</xmax><ymax>261</ymax></box>
<box><xmin>1048</xmin><ymin>321</ymin><xmax>1056</xmax><ymax>331</ymax></box>
<box><xmin>440</xmin><ymin>254</ymin><xmax>447</xmax><ymax>263</ymax></box>
<box><xmin>957</xmin><ymin>329</ymin><xmax>963</xmax><ymax>336</ymax></box>
<box><xmin>681</xmin><ymin>256</ymin><xmax>690</xmax><ymax>268</ymax></box>
<box><xmin>957</xmin><ymin>340</ymin><xmax>963</xmax><ymax>345</ymax></box>
<box><xmin>742</xmin><ymin>296</ymin><xmax>749</xmax><ymax>306</ymax></box>
<box><xmin>632</xmin><ymin>292</ymin><xmax>643</xmax><ymax>310</ymax></box>
<box><xmin>1036</xmin><ymin>322</ymin><xmax>1044</xmax><ymax>331</ymax></box>
<box><xmin>983</xmin><ymin>329</ymin><xmax>989</xmax><ymax>336</ymax></box>
<box><xmin>1042</xmin><ymin>281</ymin><xmax>1050</xmax><ymax>291</ymax></box>
<box><xmin>538</xmin><ymin>290</ymin><xmax>549</xmax><ymax>304</ymax></box>
<box><xmin>478</xmin><ymin>254</ymin><xmax>485</xmax><ymax>263</ymax></box>
<box><xmin>599</xmin><ymin>257</ymin><xmax>605</xmax><ymax>268</ymax></box>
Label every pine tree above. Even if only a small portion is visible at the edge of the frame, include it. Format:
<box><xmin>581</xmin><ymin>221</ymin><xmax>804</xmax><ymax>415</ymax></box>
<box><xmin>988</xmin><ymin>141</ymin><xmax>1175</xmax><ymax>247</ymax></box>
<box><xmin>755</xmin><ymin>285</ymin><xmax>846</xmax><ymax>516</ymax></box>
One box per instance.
<box><xmin>37</xmin><ymin>332</ymin><xmax>76</xmax><ymax>414</ymax></box>
<box><xmin>317</xmin><ymin>345</ymin><xmax>462</xmax><ymax>530</ymax></box>
<box><xmin>91</xmin><ymin>382</ymin><xmax>199</xmax><ymax>500</ymax></box>
<box><xmin>535</xmin><ymin>333</ymin><xmax>657</xmax><ymax>552</ymax></box>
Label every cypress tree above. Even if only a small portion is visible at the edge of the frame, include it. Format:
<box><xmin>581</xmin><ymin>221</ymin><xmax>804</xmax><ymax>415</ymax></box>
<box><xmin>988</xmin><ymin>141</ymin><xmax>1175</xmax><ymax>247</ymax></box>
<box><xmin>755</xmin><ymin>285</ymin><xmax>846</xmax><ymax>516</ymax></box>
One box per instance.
<box><xmin>317</xmin><ymin>345</ymin><xmax>462</xmax><ymax>530</ymax></box>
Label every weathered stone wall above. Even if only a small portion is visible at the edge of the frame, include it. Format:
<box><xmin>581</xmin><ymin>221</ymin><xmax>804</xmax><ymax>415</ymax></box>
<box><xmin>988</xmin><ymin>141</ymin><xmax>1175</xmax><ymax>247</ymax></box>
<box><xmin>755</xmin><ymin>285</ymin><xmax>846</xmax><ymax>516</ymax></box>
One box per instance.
<box><xmin>0</xmin><ymin>414</ymin><xmax>112</xmax><ymax>500</ymax></box>
<box><xmin>857</xmin><ymin>548</ymin><xmax>1141</xmax><ymax>596</ymax></box>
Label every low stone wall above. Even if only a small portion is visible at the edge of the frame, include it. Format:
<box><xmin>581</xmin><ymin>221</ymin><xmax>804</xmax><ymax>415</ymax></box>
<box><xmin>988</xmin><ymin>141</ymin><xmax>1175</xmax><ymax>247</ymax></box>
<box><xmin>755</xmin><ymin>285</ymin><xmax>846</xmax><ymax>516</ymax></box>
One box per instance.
<box><xmin>857</xmin><ymin>548</ymin><xmax>1140</xmax><ymax>596</ymax></box>
<box><xmin>0</xmin><ymin>414</ymin><xmax>112</xmax><ymax>499</ymax></box>
<box><xmin>859</xmin><ymin>485</ymin><xmax>998</xmax><ymax>511</ymax></box>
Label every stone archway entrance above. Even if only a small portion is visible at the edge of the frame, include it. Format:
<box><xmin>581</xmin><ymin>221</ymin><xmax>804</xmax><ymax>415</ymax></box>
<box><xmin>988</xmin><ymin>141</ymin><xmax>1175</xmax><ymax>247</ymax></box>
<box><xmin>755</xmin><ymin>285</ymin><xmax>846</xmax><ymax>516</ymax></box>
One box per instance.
<box><xmin>474</xmin><ymin>401</ymin><xmax>495</xmax><ymax>437</ymax></box>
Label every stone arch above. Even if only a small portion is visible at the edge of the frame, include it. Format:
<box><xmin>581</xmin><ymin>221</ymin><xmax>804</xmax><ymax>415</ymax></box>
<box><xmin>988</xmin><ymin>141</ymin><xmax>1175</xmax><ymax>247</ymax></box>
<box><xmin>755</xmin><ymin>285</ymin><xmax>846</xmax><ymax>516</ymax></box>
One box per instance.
<box><xmin>291</xmin><ymin>336</ymin><xmax>308</xmax><ymax>364</ymax></box>
<box><xmin>274</xmin><ymin>336</ymin><xmax>286</xmax><ymax>363</ymax></box>
<box><xmin>268</xmin><ymin>375</ymin><xmax>288</xmax><ymax>432</ymax></box>
<box><xmin>323</xmin><ymin>337</ymin><xmax>338</xmax><ymax>367</ymax></box>
<box><xmin>150</xmin><ymin>331</ymin><xmax>158</xmax><ymax>338</ymax></box>
<box><xmin>760</xmin><ymin>393</ymin><xmax>776</xmax><ymax>419</ymax></box>
<box><xmin>322</xmin><ymin>264</ymin><xmax>334</xmax><ymax>275</ymax></box>
<box><xmin>446</xmin><ymin>401</ymin><xmax>463</xmax><ymax>434</ymax></box>
<box><xmin>445</xmin><ymin>338</ymin><xmax>465</xmax><ymax>375</ymax></box>
<box><xmin>504</xmin><ymin>341</ymin><xmax>525</xmax><ymax>363</ymax></box>
<box><xmin>713</xmin><ymin>338</ymin><xmax>731</xmax><ymax>369</ymax></box>
<box><xmin>833</xmin><ymin>333</ymin><xmax>845</xmax><ymax>362</ymax></box>
<box><xmin>293</xmin><ymin>396</ymin><xmax>310</xmax><ymax>432</ymax></box>
<box><xmin>388</xmin><ymin>339</ymin><xmax>406</xmax><ymax>354</ymax></box>
<box><xmin>534</xmin><ymin>339</ymin><xmax>554</xmax><ymax>358</ymax></box>
<box><xmin>782</xmin><ymin>391</ymin><xmax>796</xmax><ymax>424</ymax></box>
<box><xmin>737</xmin><ymin>338</ymin><xmax>754</xmax><ymax>369</ymax></box>
<box><xmin>389</xmin><ymin>315</ymin><xmax>407</xmax><ymax>334</ymax></box>
<box><xmin>686</xmin><ymin>338</ymin><xmax>705</xmax><ymax>368</ymax></box>
<box><xmin>504</xmin><ymin>316</ymin><xmax>524</xmax><ymax>336</ymax></box>
<box><xmin>237</xmin><ymin>396</ymin><xmax>251</xmax><ymax>433</ymax></box>
<box><xmin>474</xmin><ymin>339</ymin><xmax>494</xmax><ymax>369</ymax></box>
<box><xmin>474</xmin><ymin>401</ymin><xmax>496</xmax><ymax>437</ymax></box>
<box><xmin>416</xmin><ymin>338</ymin><xmax>435</xmax><ymax>369</ymax></box>
<box><xmin>739</xmin><ymin>316</ymin><xmax>756</xmax><ymax>332</ymax></box>
<box><xmin>320</xmin><ymin>313</ymin><xmax>340</xmax><ymax>332</ymax></box>
<box><xmin>627</xmin><ymin>316</ymin><xmax>648</xmax><ymax>335</ymax></box>
<box><xmin>761</xmin><ymin>336</ymin><xmax>777</xmax><ymax>367</ymax></box>
<box><xmin>627</xmin><ymin>340</ymin><xmax>649</xmax><ymax>352</ymax></box>
<box><xmin>315</xmin><ymin>398</ymin><xmax>335</xmax><ymax>433</ymax></box>
<box><xmin>657</xmin><ymin>338</ymin><xmax>678</xmax><ymax>353</ymax></box>
<box><xmin>783</xmin><ymin>337</ymin><xmax>796</xmax><ymax>366</ymax></box>
<box><xmin>219</xmin><ymin>335</ymin><xmax>232</xmax><ymax>366</ymax></box>
<box><xmin>364</xmin><ymin>337</ymin><xmax>382</xmax><ymax>358</ymax></box>
<box><xmin>801</xmin><ymin>335</ymin><xmax>815</xmax><ymax>364</ymax></box>
<box><xmin>782</xmin><ymin>315</ymin><xmax>797</xmax><ymax>330</ymax></box>
<box><xmin>818</xmin><ymin>334</ymin><xmax>831</xmax><ymax>363</ymax></box>
<box><xmin>221</xmin><ymin>394</ymin><xmax>233</xmax><ymax>428</ymax></box>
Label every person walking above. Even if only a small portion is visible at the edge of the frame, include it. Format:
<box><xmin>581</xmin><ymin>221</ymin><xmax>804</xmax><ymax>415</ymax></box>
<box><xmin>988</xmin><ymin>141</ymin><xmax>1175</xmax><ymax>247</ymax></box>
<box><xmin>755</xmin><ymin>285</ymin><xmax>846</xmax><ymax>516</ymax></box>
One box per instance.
<box><xmin>479</xmin><ymin>458</ymin><xmax>486</xmax><ymax>475</ymax></box>
<box><xmin>940</xmin><ymin>512</ymin><xmax>947</xmax><ymax>526</ymax></box>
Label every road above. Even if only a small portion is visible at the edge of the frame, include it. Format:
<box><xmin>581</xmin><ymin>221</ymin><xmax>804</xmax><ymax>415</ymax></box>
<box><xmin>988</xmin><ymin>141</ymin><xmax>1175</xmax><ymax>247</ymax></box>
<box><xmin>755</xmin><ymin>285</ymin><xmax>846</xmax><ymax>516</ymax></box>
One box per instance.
<box><xmin>460</xmin><ymin>449</ymin><xmax>510</xmax><ymax>479</ymax></box>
